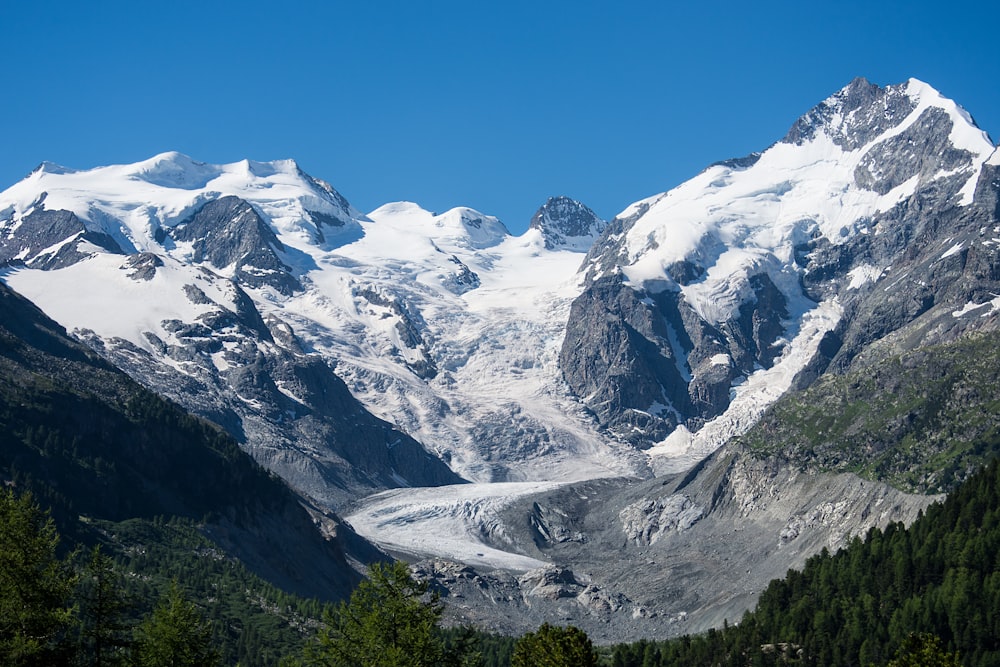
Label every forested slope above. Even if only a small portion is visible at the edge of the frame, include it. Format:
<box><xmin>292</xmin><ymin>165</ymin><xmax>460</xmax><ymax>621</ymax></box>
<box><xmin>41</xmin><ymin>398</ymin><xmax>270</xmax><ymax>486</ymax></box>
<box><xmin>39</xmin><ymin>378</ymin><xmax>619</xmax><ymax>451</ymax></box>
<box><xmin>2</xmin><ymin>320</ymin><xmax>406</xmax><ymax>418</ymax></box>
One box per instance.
<box><xmin>611</xmin><ymin>457</ymin><xmax>1000</xmax><ymax>666</ymax></box>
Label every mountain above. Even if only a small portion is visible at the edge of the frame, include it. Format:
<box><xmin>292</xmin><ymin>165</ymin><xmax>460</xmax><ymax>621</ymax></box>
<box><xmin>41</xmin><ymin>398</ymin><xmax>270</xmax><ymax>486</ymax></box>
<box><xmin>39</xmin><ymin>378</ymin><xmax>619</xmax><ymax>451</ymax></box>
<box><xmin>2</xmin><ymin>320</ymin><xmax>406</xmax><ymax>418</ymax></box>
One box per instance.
<box><xmin>1</xmin><ymin>76</ymin><xmax>999</xmax><ymax>643</ymax></box>
<box><xmin>562</xmin><ymin>77</ymin><xmax>998</xmax><ymax>464</ymax></box>
<box><xmin>528</xmin><ymin>196</ymin><xmax>607</xmax><ymax>251</ymax></box>
<box><xmin>343</xmin><ymin>76</ymin><xmax>1000</xmax><ymax>640</ymax></box>
<box><xmin>0</xmin><ymin>279</ymin><xmax>372</xmax><ymax>601</ymax></box>
<box><xmin>0</xmin><ymin>152</ymin><xmax>643</xmax><ymax>494</ymax></box>
<box><xmin>0</xmin><ymin>155</ymin><xmax>464</xmax><ymax>509</ymax></box>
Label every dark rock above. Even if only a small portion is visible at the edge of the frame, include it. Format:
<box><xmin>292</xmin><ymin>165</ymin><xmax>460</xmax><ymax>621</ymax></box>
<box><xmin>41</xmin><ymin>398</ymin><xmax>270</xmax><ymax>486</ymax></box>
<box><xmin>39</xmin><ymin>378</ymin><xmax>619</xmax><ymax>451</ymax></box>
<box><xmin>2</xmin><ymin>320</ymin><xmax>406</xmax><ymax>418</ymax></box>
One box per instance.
<box><xmin>0</xmin><ymin>208</ymin><xmax>125</xmax><ymax>269</ymax></box>
<box><xmin>122</xmin><ymin>252</ymin><xmax>163</xmax><ymax>281</ymax></box>
<box><xmin>529</xmin><ymin>196</ymin><xmax>606</xmax><ymax>250</ymax></box>
<box><xmin>171</xmin><ymin>196</ymin><xmax>301</xmax><ymax>295</ymax></box>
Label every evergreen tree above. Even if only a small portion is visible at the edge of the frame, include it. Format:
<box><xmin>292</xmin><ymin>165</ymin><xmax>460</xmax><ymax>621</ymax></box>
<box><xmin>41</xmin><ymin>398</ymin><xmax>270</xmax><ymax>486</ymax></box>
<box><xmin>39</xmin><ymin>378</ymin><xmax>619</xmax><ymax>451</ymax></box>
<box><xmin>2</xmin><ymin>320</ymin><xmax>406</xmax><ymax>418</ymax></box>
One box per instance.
<box><xmin>0</xmin><ymin>488</ymin><xmax>77</xmax><ymax>666</ymax></box>
<box><xmin>511</xmin><ymin>623</ymin><xmax>598</xmax><ymax>667</ymax></box>
<box><xmin>304</xmin><ymin>561</ymin><xmax>450</xmax><ymax>667</ymax></box>
<box><xmin>887</xmin><ymin>633</ymin><xmax>961</xmax><ymax>667</ymax></box>
<box><xmin>76</xmin><ymin>546</ymin><xmax>131</xmax><ymax>667</ymax></box>
<box><xmin>132</xmin><ymin>580</ymin><xmax>219</xmax><ymax>667</ymax></box>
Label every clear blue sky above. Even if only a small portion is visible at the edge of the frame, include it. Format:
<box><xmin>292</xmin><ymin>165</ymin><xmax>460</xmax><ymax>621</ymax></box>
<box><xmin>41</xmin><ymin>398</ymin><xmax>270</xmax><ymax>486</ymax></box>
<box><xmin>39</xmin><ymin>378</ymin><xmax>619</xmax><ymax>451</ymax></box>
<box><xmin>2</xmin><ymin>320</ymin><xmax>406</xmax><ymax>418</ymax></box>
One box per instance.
<box><xmin>3</xmin><ymin>1</ymin><xmax>998</xmax><ymax>233</ymax></box>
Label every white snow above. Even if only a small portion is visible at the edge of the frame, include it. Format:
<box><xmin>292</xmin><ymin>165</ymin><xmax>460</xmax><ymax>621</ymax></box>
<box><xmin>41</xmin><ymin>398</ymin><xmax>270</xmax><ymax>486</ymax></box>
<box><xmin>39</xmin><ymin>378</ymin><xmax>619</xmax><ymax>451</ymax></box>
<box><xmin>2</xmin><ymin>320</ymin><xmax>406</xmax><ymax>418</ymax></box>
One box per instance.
<box><xmin>647</xmin><ymin>300</ymin><xmax>843</xmax><ymax>473</ymax></box>
<box><xmin>709</xmin><ymin>353</ymin><xmax>731</xmax><ymax>367</ymax></box>
<box><xmin>2</xmin><ymin>253</ymin><xmax>234</xmax><ymax>353</ymax></box>
<box><xmin>941</xmin><ymin>242</ymin><xmax>964</xmax><ymax>259</ymax></box>
<box><xmin>952</xmin><ymin>295</ymin><xmax>1000</xmax><ymax>318</ymax></box>
<box><xmin>345</xmin><ymin>482</ymin><xmax>560</xmax><ymax>572</ymax></box>
<box><xmin>0</xmin><ymin>152</ymin><xmax>360</xmax><ymax>260</ymax></box>
<box><xmin>610</xmin><ymin>78</ymin><xmax>994</xmax><ymax>326</ymax></box>
<box><xmin>988</xmin><ymin>146</ymin><xmax>1000</xmax><ymax>167</ymax></box>
<box><xmin>847</xmin><ymin>264</ymin><xmax>885</xmax><ymax>289</ymax></box>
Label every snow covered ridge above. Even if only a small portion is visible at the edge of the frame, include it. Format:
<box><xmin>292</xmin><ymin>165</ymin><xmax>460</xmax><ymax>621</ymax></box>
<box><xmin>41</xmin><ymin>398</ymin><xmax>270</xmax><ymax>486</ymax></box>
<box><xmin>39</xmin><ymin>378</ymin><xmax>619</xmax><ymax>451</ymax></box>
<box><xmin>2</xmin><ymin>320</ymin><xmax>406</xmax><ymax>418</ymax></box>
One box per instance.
<box><xmin>606</xmin><ymin>77</ymin><xmax>995</xmax><ymax>322</ymax></box>
<box><xmin>1</xmin><ymin>152</ymin><xmax>362</xmax><ymax>255</ymax></box>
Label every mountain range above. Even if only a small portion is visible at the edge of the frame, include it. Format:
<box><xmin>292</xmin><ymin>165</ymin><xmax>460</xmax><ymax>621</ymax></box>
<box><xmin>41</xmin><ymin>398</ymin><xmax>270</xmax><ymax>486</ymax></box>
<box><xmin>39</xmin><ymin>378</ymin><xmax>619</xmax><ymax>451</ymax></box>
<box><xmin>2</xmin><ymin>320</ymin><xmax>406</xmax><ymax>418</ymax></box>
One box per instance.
<box><xmin>1</xmin><ymin>76</ymin><xmax>998</xmax><ymax>641</ymax></box>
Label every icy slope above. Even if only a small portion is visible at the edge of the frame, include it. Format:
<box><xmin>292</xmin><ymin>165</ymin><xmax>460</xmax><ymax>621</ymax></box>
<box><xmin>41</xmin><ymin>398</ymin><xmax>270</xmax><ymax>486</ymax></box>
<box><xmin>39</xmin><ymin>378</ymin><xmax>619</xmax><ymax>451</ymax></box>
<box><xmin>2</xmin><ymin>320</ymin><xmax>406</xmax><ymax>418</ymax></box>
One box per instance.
<box><xmin>275</xmin><ymin>201</ymin><xmax>644</xmax><ymax>482</ymax></box>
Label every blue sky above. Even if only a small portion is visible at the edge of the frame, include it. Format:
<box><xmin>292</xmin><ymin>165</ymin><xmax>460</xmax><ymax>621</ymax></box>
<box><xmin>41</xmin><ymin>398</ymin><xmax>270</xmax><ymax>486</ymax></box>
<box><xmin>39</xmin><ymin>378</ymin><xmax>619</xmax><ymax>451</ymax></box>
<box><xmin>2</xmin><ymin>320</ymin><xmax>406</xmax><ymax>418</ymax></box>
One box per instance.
<box><xmin>3</xmin><ymin>1</ymin><xmax>998</xmax><ymax>233</ymax></box>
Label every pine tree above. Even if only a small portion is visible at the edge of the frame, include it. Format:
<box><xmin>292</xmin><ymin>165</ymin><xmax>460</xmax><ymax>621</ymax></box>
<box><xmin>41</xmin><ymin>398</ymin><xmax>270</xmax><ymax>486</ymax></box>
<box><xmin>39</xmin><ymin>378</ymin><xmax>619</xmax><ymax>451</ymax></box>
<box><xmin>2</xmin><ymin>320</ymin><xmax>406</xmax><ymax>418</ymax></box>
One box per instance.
<box><xmin>511</xmin><ymin>623</ymin><xmax>598</xmax><ymax>667</ymax></box>
<box><xmin>0</xmin><ymin>488</ymin><xmax>77</xmax><ymax>666</ymax></box>
<box><xmin>304</xmin><ymin>561</ymin><xmax>450</xmax><ymax>667</ymax></box>
<box><xmin>132</xmin><ymin>580</ymin><xmax>219</xmax><ymax>667</ymax></box>
<box><xmin>76</xmin><ymin>546</ymin><xmax>131</xmax><ymax>667</ymax></box>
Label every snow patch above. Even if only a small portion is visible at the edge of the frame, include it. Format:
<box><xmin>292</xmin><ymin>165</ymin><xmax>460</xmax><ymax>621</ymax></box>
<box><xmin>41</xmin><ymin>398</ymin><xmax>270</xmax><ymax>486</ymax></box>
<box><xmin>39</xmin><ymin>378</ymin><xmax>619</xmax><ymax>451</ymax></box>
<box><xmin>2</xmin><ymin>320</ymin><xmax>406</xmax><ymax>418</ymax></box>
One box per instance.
<box><xmin>647</xmin><ymin>300</ymin><xmax>843</xmax><ymax>473</ymax></box>
<box><xmin>952</xmin><ymin>295</ymin><xmax>1000</xmax><ymax>318</ymax></box>
<box><xmin>847</xmin><ymin>264</ymin><xmax>884</xmax><ymax>289</ymax></box>
<box><xmin>941</xmin><ymin>242</ymin><xmax>964</xmax><ymax>259</ymax></box>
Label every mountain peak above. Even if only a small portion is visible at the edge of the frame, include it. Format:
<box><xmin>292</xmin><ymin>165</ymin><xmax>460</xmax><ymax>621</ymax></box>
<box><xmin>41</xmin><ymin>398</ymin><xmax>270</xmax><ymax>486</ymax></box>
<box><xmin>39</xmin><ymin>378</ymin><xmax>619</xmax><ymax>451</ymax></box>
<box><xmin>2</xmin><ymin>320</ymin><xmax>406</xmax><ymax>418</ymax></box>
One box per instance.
<box><xmin>782</xmin><ymin>77</ymin><xmax>916</xmax><ymax>149</ymax></box>
<box><xmin>368</xmin><ymin>202</ymin><xmax>510</xmax><ymax>250</ymax></box>
<box><xmin>528</xmin><ymin>196</ymin><xmax>606</xmax><ymax>251</ymax></box>
<box><xmin>781</xmin><ymin>77</ymin><xmax>990</xmax><ymax>157</ymax></box>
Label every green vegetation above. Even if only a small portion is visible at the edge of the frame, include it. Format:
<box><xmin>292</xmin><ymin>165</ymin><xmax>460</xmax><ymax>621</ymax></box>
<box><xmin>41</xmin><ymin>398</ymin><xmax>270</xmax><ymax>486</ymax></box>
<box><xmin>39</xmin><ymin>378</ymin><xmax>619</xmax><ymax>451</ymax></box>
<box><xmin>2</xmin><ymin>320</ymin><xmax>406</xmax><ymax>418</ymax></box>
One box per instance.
<box><xmin>888</xmin><ymin>633</ymin><xmax>962</xmax><ymax>667</ymax></box>
<box><xmin>301</xmin><ymin>561</ymin><xmax>475</xmax><ymax>667</ymax></box>
<box><xmin>511</xmin><ymin>623</ymin><xmax>598</xmax><ymax>667</ymax></box>
<box><xmin>0</xmin><ymin>488</ymin><xmax>77</xmax><ymax>666</ymax></box>
<box><xmin>97</xmin><ymin>516</ymin><xmax>327</xmax><ymax>666</ymax></box>
<box><xmin>609</xmin><ymin>458</ymin><xmax>1000</xmax><ymax>666</ymax></box>
<box><xmin>740</xmin><ymin>330</ymin><xmax>1000</xmax><ymax>492</ymax></box>
<box><xmin>0</xmin><ymin>488</ymin><xmax>323</xmax><ymax>666</ymax></box>
<box><xmin>133</xmin><ymin>581</ymin><xmax>220</xmax><ymax>667</ymax></box>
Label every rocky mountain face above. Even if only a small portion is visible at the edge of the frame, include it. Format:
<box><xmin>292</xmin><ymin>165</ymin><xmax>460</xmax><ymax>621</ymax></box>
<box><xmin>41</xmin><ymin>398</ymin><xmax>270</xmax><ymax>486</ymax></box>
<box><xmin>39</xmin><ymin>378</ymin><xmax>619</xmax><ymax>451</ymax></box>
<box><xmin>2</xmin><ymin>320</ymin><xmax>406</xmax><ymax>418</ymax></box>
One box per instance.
<box><xmin>0</xmin><ymin>280</ymin><xmax>376</xmax><ymax>601</ymax></box>
<box><xmin>528</xmin><ymin>196</ymin><xmax>607</xmax><ymax>251</ymax></box>
<box><xmin>560</xmin><ymin>77</ymin><xmax>998</xmax><ymax>457</ymax></box>
<box><xmin>0</xmin><ymin>157</ymin><xmax>463</xmax><ymax>510</ymax></box>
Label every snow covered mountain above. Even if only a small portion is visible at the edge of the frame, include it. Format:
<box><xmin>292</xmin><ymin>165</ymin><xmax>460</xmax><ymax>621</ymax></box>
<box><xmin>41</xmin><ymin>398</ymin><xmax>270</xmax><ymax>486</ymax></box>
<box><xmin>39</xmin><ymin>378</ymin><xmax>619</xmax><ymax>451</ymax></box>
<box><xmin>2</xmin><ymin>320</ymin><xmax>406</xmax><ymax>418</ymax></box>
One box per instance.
<box><xmin>562</xmin><ymin>77</ymin><xmax>997</xmax><ymax>469</ymax></box>
<box><xmin>2</xmin><ymin>76</ymin><xmax>999</xmax><ymax>640</ymax></box>
<box><xmin>0</xmin><ymin>150</ymin><xmax>643</xmax><ymax>510</ymax></box>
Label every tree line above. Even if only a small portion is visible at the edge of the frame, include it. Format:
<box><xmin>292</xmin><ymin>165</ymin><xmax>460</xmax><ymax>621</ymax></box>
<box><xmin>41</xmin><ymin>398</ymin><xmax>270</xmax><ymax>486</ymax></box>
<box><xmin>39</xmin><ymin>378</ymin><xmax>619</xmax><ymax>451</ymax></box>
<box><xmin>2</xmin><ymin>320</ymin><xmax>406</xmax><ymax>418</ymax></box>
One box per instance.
<box><xmin>0</xmin><ymin>486</ymin><xmax>596</xmax><ymax>666</ymax></box>
<box><xmin>609</xmin><ymin>458</ymin><xmax>1000</xmax><ymax>666</ymax></box>
<box><xmin>8</xmin><ymin>455</ymin><xmax>1000</xmax><ymax>666</ymax></box>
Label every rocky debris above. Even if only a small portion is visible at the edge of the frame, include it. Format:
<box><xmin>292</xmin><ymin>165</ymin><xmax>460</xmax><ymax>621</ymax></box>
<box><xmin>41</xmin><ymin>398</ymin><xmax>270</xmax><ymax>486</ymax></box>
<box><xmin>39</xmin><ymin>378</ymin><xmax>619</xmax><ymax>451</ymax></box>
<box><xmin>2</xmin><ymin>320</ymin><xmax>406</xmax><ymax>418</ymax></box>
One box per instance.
<box><xmin>453</xmin><ymin>449</ymin><xmax>938</xmax><ymax>643</ymax></box>
<box><xmin>619</xmin><ymin>494</ymin><xmax>703</xmax><ymax>545</ymax></box>
<box><xmin>410</xmin><ymin>559</ymin><xmax>639</xmax><ymax>641</ymax></box>
<box><xmin>528</xmin><ymin>501</ymin><xmax>587</xmax><ymax>547</ymax></box>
